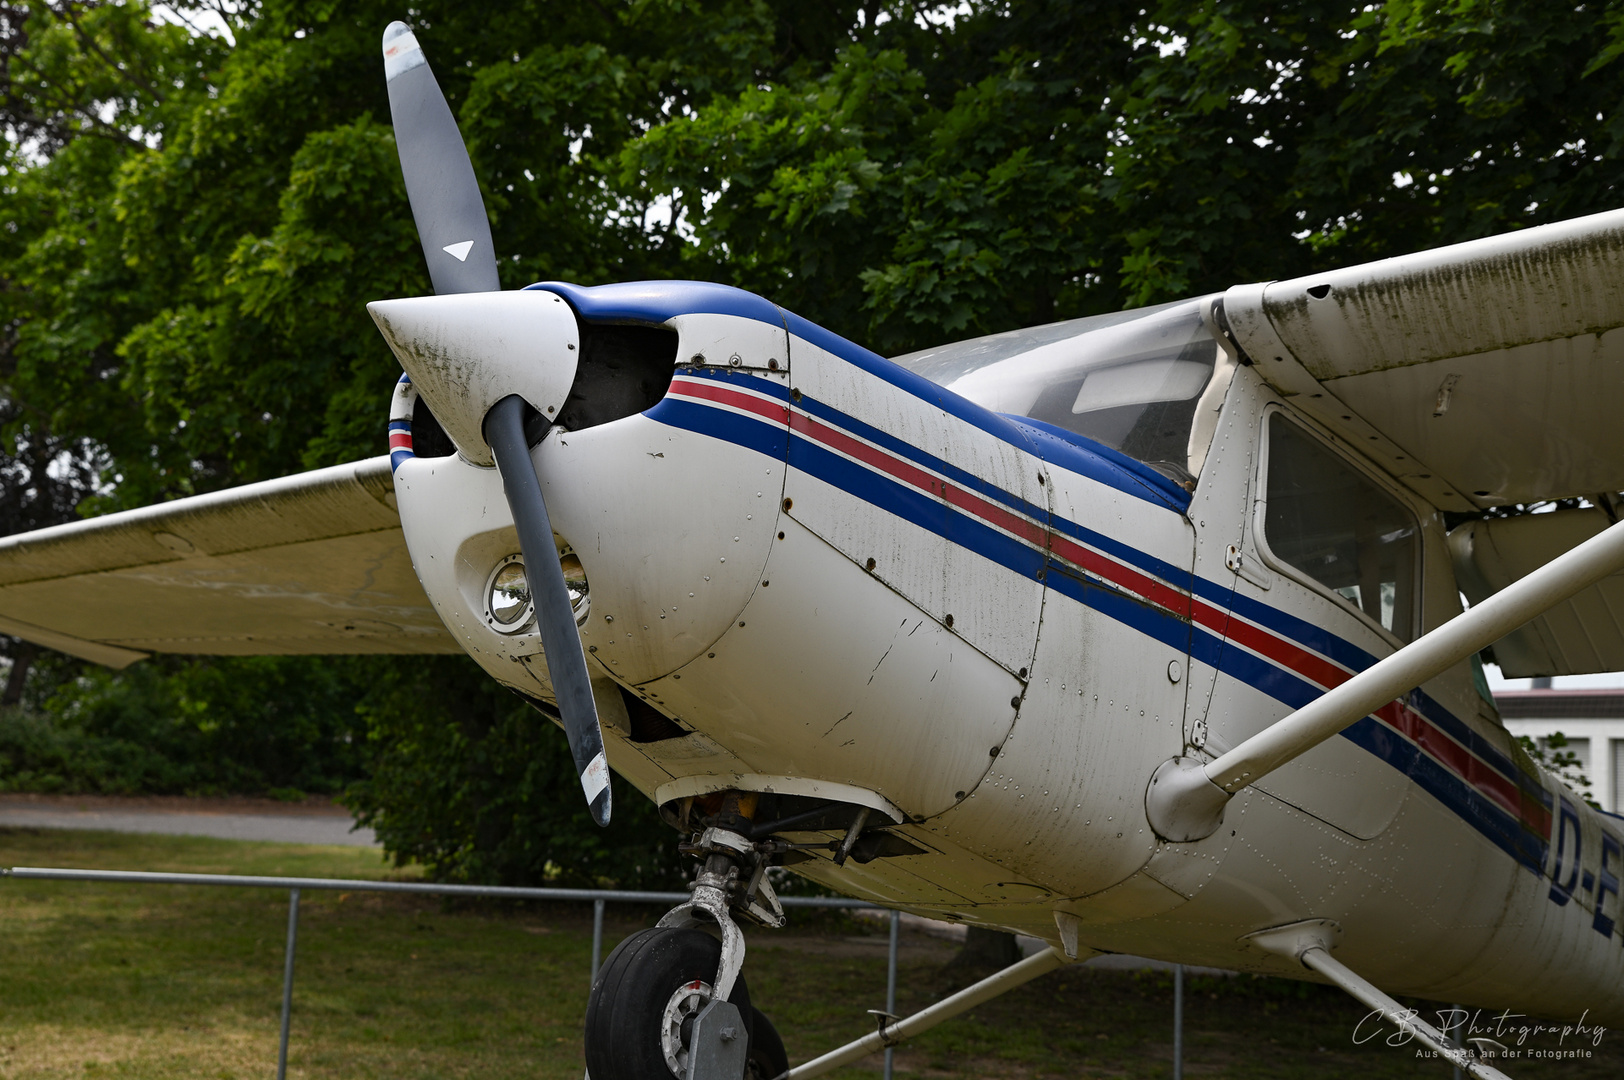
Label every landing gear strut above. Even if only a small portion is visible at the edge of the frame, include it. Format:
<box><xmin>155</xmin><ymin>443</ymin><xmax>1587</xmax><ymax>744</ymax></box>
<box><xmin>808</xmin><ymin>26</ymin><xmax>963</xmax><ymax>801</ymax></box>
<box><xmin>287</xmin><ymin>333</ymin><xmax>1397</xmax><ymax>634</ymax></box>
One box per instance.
<box><xmin>584</xmin><ymin>792</ymin><xmax>791</xmax><ymax>1080</ymax></box>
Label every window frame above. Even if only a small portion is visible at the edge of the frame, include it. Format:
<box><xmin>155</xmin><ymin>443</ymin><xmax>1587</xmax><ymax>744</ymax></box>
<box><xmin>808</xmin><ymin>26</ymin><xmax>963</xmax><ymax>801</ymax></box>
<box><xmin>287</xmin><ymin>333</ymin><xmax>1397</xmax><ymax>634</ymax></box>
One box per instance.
<box><xmin>1252</xmin><ymin>405</ymin><xmax>1424</xmax><ymax>648</ymax></box>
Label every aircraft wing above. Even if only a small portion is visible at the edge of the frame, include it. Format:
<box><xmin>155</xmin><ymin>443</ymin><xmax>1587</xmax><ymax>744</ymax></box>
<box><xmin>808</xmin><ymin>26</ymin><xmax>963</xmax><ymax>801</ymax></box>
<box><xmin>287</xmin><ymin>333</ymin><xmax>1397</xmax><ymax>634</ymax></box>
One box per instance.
<box><xmin>1223</xmin><ymin>208</ymin><xmax>1624</xmax><ymax>677</ymax></box>
<box><xmin>0</xmin><ymin>456</ymin><xmax>460</xmax><ymax>668</ymax></box>
<box><xmin>1222</xmin><ymin>208</ymin><xmax>1624</xmax><ymax>512</ymax></box>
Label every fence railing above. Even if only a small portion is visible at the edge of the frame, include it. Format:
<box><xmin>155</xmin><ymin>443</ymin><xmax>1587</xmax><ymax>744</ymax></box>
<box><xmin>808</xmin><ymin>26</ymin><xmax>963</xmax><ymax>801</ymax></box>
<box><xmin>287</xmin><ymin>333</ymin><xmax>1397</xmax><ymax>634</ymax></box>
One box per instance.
<box><xmin>2</xmin><ymin>866</ymin><xmax>900</xmax><ymax>1080</ymax></box>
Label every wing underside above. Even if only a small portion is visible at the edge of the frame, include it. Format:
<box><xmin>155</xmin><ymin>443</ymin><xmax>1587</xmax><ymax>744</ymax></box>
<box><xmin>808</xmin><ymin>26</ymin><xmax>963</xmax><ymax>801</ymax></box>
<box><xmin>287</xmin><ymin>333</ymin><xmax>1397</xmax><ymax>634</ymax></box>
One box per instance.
<box><xmin>1450</xmin><ymin>507</ymin><xmax>1624</xmax><ymax>679</ymax></box>
<box><xmin>0</xmin><ymin>456</ymin><xmax>459</xmax><ymax>668</ymax></box>
<box><xmin>1223</xmin><ymin>208</ymin><xmax>1624</xmax><ymax>512</ymax></box>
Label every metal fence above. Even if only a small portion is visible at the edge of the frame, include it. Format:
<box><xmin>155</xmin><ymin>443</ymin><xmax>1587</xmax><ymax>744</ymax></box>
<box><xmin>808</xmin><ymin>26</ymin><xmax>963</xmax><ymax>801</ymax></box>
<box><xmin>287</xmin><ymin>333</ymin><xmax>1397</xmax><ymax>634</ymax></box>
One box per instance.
<box><xmin>3</xmin><ymin>866</ymin><xmax>1196</xmax><ymax>1079</ymax></box>
<box><xmin>1</xmin><ymin>867</ymin><xmax>900</xmax><ymax>1080</ymax></box>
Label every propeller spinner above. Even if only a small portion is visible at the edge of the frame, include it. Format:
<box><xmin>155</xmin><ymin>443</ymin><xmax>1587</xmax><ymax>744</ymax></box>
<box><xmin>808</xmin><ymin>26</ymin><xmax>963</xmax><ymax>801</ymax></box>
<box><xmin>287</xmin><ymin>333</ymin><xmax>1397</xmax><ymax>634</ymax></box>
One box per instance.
<box><xmin>378</xmin><ymin>21</ymin><xmax>611</xmax><ymax>825</ymax></box>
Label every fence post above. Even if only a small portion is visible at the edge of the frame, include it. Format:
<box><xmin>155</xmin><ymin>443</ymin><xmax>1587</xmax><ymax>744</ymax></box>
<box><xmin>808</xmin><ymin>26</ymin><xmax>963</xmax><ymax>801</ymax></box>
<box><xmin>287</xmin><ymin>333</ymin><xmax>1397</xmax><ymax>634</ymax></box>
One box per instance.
<box><xmin>590</xmin><ymin>898</ymin><xmax>606</xmax><ymax>985</ymax></box>
<box><xmin>884</xmin><ymin>909</ymin><xmax>900</xmax><ymax>1080</ymax></box>
<box><xmin>278</xmin><ymin>887</ymin><xmax>300</xmax><ymax>1080</ymax></box>
<box><xmin>1173</xmin><ymin>963</ymin><xmax>1183</xmax><ymax>1080</ymax></box>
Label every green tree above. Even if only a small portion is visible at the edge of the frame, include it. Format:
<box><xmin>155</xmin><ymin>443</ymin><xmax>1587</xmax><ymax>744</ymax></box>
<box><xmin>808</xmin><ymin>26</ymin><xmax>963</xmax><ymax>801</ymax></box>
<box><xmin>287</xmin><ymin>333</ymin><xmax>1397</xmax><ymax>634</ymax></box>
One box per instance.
<box><xmin>1519</xmin><ymin>731</ymin><xmax>1600</xmax><ymax>810</ymax></box>
<box><xmin>0</xmin><ymin>653</ymin><xmax>367</xmax><ymax>796</ymax></box>
<box><xmin>344</xmin><ymin>655</ymin><xmax>684</xmax><ymax>887</ymax></box>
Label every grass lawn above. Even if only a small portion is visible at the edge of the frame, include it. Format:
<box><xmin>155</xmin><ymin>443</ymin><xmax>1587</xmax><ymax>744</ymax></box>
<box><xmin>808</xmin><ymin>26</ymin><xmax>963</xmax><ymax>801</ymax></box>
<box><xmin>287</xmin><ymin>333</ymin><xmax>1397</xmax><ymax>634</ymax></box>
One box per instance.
<box><xmin>1</xmin><ymin>826</ymin><xmax>1618</xmax><ymax>1078</ymax></box>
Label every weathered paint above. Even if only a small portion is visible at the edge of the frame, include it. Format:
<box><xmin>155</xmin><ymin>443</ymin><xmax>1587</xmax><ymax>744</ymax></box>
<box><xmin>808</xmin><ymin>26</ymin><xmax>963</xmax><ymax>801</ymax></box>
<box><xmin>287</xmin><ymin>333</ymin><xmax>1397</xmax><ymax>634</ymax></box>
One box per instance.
<box><xmin>1225</xmin><ymin>208</ymin><xmax>1624</xmax><ymax>508</ymax></box>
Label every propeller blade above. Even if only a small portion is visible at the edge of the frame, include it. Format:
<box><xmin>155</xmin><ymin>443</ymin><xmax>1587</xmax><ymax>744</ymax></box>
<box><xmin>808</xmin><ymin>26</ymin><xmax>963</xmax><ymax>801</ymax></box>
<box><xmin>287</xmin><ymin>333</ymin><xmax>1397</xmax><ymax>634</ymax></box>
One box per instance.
<box><xmin>484</xmin><ymin>395</ymin><xmax>612</xmax><ymax>827</ymax></box>
<box><xmin>381</xmin><ymin>21</ymin><xmax>500</xmax><ymax>295</ymax></box>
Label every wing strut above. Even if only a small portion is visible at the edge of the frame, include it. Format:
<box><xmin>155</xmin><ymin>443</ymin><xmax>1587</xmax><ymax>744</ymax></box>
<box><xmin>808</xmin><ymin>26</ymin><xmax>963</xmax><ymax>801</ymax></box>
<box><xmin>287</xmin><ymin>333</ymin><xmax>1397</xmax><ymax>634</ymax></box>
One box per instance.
<box><xmin>1247</xmin><ymin>921</ymin><xmax>1513</xmax><ymax>1080</ymax></box>
<box><xmin>783</xmin><ymin>946</ymin><xmax>1081</xmax><ymax>1079</ymax></box>
<box><xmin>1146</xmin><ymin>516</ymin><xmax>1624</xmax><ymax>842</ymax></box>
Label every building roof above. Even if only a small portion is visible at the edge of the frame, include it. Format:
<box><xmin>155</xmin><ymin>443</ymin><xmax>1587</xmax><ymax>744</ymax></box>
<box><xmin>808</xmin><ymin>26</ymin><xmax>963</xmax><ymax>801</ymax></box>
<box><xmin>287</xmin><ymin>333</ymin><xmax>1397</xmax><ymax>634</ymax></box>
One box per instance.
<box><xmin>1494</xmin><ymin>689</ymin><xmax>1624</xmax><ymax>720</ymax></box>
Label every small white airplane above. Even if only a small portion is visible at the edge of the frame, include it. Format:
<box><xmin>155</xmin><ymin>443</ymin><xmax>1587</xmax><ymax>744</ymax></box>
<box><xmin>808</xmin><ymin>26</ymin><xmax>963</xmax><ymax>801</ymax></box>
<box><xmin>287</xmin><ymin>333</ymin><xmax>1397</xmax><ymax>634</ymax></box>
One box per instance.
<box><xmin>4</xmin><ymin>21</ymin><xmax>1624</xmax><ymax>1080</ymax></box>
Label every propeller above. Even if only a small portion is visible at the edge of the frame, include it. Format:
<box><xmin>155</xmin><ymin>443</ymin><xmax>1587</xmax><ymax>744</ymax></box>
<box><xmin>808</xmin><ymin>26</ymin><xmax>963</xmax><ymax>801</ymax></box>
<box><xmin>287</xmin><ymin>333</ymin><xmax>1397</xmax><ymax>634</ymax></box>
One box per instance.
<box><xmin>381</xmin><ymin>21</ymin><xmax>611</xmax><ymax>826</ymax></box>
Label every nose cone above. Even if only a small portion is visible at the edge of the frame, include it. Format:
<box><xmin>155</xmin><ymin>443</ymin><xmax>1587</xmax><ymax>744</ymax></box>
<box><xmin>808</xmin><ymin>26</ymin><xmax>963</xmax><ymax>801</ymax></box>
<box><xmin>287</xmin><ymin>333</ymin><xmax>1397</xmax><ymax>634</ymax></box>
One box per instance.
<box><xmin>368</xmin><ymin>291</ymin><xmax>581</xmax><ymax>465</ymax></box>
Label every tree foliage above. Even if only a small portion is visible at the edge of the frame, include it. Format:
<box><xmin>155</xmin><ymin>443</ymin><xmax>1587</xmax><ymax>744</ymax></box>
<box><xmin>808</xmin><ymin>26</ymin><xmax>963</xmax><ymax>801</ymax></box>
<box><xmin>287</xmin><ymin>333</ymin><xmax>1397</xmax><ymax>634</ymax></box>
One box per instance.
<box><xmin>3</xmin><ymin>0</ymin><xmax>1624</xmax><ymax>883</ymax></box>
<box><xmin>0</xmin><ymin>652</ymin><xmax>367</xmax><ymax>795</ymax></box>
<box><xmin>343</xmin><ymin>655</ymin><xmax>684</xmax><ymax>887</ymax></box>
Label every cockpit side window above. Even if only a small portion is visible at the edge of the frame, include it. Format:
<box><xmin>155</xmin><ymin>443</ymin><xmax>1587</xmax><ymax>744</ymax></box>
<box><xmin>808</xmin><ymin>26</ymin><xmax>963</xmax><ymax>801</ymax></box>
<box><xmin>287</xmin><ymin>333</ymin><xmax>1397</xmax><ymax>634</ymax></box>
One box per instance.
<box><xmin>1263</xmin><ymin>413</ymin><xmax>1419</xmax><ymax>642</ymax></box>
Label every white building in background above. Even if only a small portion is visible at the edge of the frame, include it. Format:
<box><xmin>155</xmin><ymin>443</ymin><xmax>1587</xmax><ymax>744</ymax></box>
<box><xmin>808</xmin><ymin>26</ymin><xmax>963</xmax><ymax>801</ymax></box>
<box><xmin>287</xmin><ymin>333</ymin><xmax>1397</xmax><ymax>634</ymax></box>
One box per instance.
<box><xmin>1497</xmin><ymin>689</ymin><xmax>1624</xmax><ymax>814</ymax></box>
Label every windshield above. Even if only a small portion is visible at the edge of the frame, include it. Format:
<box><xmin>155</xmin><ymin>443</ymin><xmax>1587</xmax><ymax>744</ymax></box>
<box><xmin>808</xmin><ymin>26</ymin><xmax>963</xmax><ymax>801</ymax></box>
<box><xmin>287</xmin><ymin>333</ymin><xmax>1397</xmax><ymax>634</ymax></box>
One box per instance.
<box><xmin>893</xmin><ymin>298</ymin><xmax>1233</xmax><ymax>487</ymax></box>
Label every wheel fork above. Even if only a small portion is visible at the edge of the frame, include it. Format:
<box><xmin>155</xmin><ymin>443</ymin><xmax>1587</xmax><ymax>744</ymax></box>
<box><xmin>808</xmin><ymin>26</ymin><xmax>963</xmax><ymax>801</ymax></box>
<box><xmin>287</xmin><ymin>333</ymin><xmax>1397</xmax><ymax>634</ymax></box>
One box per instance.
<box><xmin>659</xmin><ymin>803</ymin><xmax>787</xmax><ymax>1002</ymax></box>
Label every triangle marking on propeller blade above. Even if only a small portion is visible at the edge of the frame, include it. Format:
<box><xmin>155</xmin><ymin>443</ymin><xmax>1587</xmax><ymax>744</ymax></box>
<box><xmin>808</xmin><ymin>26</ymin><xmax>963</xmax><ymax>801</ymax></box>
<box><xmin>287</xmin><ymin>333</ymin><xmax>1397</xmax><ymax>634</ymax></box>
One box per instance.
<box><xmin>443</xmin><ymin>240</ymin><xmax>475</xmax><ymax>262</ymax></box>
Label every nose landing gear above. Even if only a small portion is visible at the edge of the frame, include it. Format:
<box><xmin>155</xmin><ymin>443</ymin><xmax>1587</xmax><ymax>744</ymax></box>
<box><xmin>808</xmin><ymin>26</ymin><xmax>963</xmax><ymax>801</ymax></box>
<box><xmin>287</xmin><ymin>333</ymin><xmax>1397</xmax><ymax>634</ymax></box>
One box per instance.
<box><xmin>586</xmin><ymin>926</ymin><xmax>776</xmax><ymax>1078</ymax></box>
<box><xmin>584</xmin><ymin>792</ymin><xmax>791</xmax><ymax>1079</ymax></box>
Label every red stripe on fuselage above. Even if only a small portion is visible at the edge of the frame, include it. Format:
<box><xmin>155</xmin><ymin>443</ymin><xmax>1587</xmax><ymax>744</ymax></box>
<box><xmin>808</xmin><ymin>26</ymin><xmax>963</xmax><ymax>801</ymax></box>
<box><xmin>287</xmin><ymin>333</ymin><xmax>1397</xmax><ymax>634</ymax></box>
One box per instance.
<box><xmin>1208</xmin><ymin>609</ymin><xmax>1353</xmax><ymax>695</ymax></box>
<box><xmin>787</xmin><ymin>409</ymin><xmax>1049</xmax><ymax>549</ymax></box>
<box><xmin>1377</xmin><ymin>700</ymin><xmax>1527</xmax><ymax>820</ymax></box>
<box><xmin>667</xmin><ymin>382</ymin><xmax>1543</xmax><ymax>833</ymax></box>
<box><xmin>1046</xmin><ymin>532</ymin><xmax>1193</xmax><ymax>620</ymax></box>
<box><xmin>669</xmin><ymin>378</ymin><xmax>790</xmax><ymax>425</ymax></box>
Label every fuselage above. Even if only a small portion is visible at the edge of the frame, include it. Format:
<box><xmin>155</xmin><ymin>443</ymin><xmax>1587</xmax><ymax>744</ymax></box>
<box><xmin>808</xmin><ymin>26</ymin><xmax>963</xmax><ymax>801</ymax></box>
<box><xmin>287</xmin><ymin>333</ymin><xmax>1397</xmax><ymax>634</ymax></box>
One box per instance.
<box><xmin>390</xmin><ymin>280</ymin><xmax>1624</xmax><ymax>1026</ymax></box>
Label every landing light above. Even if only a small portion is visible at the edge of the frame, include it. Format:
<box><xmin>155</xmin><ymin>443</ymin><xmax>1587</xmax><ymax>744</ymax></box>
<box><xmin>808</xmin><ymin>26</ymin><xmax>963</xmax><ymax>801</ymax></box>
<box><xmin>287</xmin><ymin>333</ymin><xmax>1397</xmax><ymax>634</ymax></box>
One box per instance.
<box><xmin>484</xmin><ymin>554</ymin><xmax>589</xmax><ymax>634</ymax></box>
<box><xmin>486</xmin><ymin>556</ymin><xmax>533</xmax><ymax>631</ymax></box>
<box><xmin>561</xmin><ymin>553</ymin><xmax>590</xmax><ymax>625</ymax></box>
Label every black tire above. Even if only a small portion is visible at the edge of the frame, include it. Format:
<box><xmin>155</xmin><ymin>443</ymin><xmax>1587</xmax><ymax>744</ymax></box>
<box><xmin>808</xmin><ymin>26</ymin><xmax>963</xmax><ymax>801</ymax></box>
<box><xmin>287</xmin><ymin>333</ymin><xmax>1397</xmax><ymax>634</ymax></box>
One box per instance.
<box><xmin>744</xmin><ymin>1005</ymin><xmax>788</xmax><ymax>1080</ymax></box>
<box><xmin>585</xmin><ymin>926</ymin><xmax>753</xmax><ymax>1079</ymax></box>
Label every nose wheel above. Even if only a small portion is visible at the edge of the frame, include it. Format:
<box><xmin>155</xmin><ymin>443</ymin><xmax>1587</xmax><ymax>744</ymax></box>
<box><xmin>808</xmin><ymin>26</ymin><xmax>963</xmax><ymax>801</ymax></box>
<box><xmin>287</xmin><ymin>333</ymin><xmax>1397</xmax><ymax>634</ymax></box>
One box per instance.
<box><xmin>586</xmin><ymin>792</ymin><xmax>793</xmax><ymax>1079</ymax></box>
<box><xmin>585</xmin><ymin>927</ymin><xmax>788</xmax><ymax>1079</ymax></box>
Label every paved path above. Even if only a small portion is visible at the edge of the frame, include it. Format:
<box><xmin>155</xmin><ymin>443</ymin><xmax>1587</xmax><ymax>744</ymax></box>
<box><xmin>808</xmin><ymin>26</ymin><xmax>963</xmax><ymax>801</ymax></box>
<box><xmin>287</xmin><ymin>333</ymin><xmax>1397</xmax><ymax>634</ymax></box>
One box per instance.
<box><xmin>0</xmin><ymin>795</ymin><xmax>377</xmax><ymax>847</ymax></box>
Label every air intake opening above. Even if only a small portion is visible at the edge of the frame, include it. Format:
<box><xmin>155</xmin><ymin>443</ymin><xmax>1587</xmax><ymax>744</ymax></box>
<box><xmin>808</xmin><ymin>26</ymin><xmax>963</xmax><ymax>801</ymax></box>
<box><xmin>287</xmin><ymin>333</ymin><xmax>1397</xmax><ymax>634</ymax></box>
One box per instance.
<box><xmin>411</xmin><ymin>394</ymin><xmax>457</xmax><ymax>458</ymax></box>
<box><xmin>622</xmin><ymin>688</ymin><xmax>688</xmax><ymax>743</ymax></box>
<box><xmin>554</xmin><ymin>323</ymin><xmax>679</xmax><ymax>432</ymax></box>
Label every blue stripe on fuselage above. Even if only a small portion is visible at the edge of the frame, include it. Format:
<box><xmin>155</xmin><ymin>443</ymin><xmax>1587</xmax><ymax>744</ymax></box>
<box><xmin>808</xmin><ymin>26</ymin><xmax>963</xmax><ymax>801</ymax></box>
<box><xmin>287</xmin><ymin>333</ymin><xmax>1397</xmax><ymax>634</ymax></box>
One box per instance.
<box><xmin>648</xmin><ymin>369</ymin><xmax>1548</xmax><ymax>871</ymax></box>
<box><xmin>786</xmin><ymin>437</ymin><xmax>1046</xmax><ymax>583</ymax></box>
